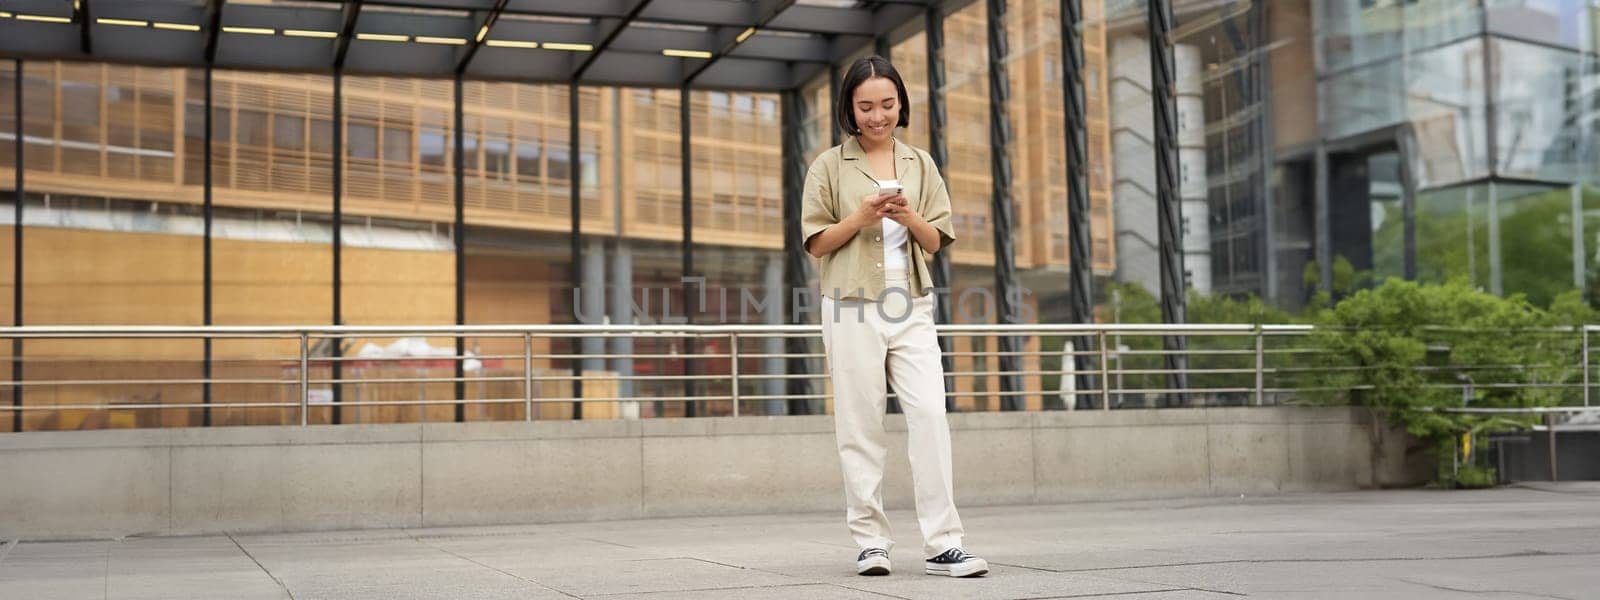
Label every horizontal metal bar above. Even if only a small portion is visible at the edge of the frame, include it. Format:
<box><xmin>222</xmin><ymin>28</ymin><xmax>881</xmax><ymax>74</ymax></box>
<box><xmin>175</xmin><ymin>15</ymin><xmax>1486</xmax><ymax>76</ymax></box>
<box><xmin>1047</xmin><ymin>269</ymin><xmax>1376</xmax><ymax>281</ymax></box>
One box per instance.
<box><xmin>947</xmin><ymin>370</ymin><xmax>1098</xmax><ymax>377</ymax></box>
<box><xmin>306</xmin><ymin>398</ymin><xmax>530</xmax><ymax>407</ymax></box>
<box><xmin>732</xmin><ymin>373</ymin><xmax>830</xmax><ymax>380</ymax></box>
<box><xmin>1107</xmin><ymin>388</ymin><xmax>1257</xmax><ymax>395</ymax></box>
<box><xmin>735</xmin><ymin>353</ymin><xmax>828</xmax><ymax>360</ymax></box>
<box><xmin>1431</xmin><ymin>406</ymin><xmax>1600</xmax><ymax>414</ymax></box>
<box><xmin>1412</xmin><ymin>364</ymin><xmax>1577</xmax><ymax>372</ymax></box>
<box><xmin>0</xmin><ymin>378</ymin><xmax>291</xmax><ymax>387</ymax></box>
<box><xmin>1113</xmin><ymin>349</ymin><xmax>1259</xmax><ymax>357</ymax></box>
<box><xmin>310</xmin><ymin>376</ymin><xmax>525</xmax><ymax>385</ymax></box>
<box><xmin>518</xmin><ymin>373</ymin><xmax>735</xmax><ymax>382</ymax></box>
<box><xmin>946</xmin><ymin>390</ymin><xmax>1054</xmax><ymax>398</ymax></box>
<box><xmin>0</xmin><ymin>402</ymin><xmax>301</xmax><ymax>411</ymax></box>
<box><xmin>318</xmin><ymin>354</ymin><xmax>523</xmax><ymax>363</ymax></box>
<box><xmin>734</xmin><ymin>394</ymin><xmax>830</xmax><ymax>401</ymax></box>
<box><xmin>532</xmin><ymin>352</ymin><xmax>735</xmax><ymax>360</ymax></box>
<box><xmin>1103</xmin><ymin>368</ymin><xmax>1262</xmax><ymax>376</ymax></box>
<box><xmin>541</xmin><ymin>396</ymin><xmax>735</xmax><ymax>403</ymax></box>
<box><xmin>944</xmin><ymin>350</ymin><xmax>1095</xmax><ymax>358</ymax></box>
<box><xmin>0</xmin><ymin>323</ymin><xmax>1316</xmax><ymax>338</ymax></box>
<box><xmin>1107</xmin><ymin>348</ymin><xmax>1255</xmax><ymax>357</ymax></box>
<box><xmin>1420</xmin><ymin>383</ymin><xmax>1582</xmax><ymax>390</ymax></box>
<box><xmin>709</xmin><ymin>332</ymin><xmax>824</xmax><ymax>339</ymax></box>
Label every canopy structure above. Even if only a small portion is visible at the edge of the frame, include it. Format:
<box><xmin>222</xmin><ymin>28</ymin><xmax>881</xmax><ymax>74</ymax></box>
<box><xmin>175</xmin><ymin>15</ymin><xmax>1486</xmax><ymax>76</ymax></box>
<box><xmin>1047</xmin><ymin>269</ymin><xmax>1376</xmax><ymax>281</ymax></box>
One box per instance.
<box><xmin>0</xmin><ymin>0</ymin><xmax>937</xmax><ymax>91</ymax></box>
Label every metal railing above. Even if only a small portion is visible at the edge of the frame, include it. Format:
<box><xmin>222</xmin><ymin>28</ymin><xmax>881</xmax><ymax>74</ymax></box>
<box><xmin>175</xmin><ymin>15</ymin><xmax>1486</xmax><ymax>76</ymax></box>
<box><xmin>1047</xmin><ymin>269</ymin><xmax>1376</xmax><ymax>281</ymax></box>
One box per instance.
<box><xmin>0</xmin><ymin>323</ymin><xmax>1595</xmax><ymax>430</ymax></box>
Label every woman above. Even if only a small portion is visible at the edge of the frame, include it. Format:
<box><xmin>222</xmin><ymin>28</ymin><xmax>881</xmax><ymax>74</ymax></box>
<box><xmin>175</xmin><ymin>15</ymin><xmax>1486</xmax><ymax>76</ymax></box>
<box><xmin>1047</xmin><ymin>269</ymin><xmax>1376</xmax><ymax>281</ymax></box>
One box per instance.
<box><xmin>800</xmin><ymin>56</ymin><xmax>988</xmax><ymax>579</ymax></box>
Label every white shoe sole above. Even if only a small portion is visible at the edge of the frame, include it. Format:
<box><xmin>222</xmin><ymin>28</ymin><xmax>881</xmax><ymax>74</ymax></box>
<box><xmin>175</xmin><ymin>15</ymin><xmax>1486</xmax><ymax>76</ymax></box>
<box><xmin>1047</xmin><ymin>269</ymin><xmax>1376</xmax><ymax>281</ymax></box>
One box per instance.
<box><xmin>925</xmin><ymin>557</ymin><xmax>988</xmax><ymax>577</ymax></box>
<box><xmin>857</xmin><ymin>555</ymin><xmax>892</xmax><ymax>576</ymax></box>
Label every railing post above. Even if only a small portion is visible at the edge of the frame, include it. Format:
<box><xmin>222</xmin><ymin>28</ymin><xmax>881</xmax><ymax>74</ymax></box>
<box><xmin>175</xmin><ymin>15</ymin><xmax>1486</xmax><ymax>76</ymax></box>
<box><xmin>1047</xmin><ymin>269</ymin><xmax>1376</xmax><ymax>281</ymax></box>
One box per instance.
<box><xmin>1098</xmin><ymin>329</ymin><xmax>1110</xmax><ymax>410</ymax></box>
<box><xmin>299</xmin><ymin>332</ymin><xmax>310</xmax><ymax>427</ymax></box>
<box><xmin>524</xmin><ymin>331</ymin><xmax>534</xmax><ymax>421</ymax></box>
<box><xmin>1547</xmin><ymin>412</ymin><xmax>1559</xmax><ymax>481</ymax></box>
<box><xmin>1583</xmin><ymin>327</ymin><xmax>1590</xmax><ymax>407</ymax></box>
<box><xmin>730</xmin><ymin>333</ymin><xmax>740</xmax><ymax>418</ymax></box>
<box><xmin>1255</xmin><ymin>326</ymin><xmax>1265</xmax><ymax>406</ymax></box>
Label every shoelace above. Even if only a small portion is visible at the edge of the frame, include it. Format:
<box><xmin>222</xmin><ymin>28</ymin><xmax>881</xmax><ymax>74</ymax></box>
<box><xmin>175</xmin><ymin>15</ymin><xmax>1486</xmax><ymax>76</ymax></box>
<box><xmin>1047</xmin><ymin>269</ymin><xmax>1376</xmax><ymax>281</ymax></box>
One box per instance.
<box><xmin>936</xmin><ymin>548</ymin><xmax>970</xmax><ymax>562</ymax></box>
<box><xmin>859</xmin><ymin>548</ymin><xmax>889</xmax><ymax>560</ymax></box>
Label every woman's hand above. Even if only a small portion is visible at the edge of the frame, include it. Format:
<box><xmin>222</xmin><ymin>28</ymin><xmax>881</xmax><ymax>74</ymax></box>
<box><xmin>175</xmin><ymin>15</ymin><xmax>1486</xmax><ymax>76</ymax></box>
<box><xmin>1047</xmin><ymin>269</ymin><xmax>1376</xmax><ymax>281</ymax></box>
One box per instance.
<box><xmin>844</xmin><ymin>193</ymin><xmax>890</xmax><ymax>229</ymax></box>
<box><xmin>876</xmin><ymin>194</ymin><xmax>922</xmax><ymax>226</ymax></box>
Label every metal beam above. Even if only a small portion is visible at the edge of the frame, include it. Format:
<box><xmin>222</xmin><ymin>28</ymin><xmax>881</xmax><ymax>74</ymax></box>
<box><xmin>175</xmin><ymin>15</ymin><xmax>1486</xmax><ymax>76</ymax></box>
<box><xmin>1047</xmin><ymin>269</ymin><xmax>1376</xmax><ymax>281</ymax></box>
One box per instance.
<box><xmin>573</xmin><ymin>0</ymin><xmax>654</xmax><ymax>80</ymax></box>
<box><xmin>77</xmin><ymin>0</ymin><xmax>94</xmax><ymax>55</ymax></box>
<box><xmin>1060</xmin><ymin>0</ymin><xmax>1096</xmax><ymax>406</ymax></box>
<box><xmin>680</xmin><ymin>84</ymin><xmax>697</xmax><ymax>418</ymax></box>
<box><xmin>454</xmin><ymin>75</ymin><xmax>467</xmax><ymax>423</ymax></box>
<box><xmin>987</xmin><ymin>0</ymin><xmax>1025</xmax><ymax>410</ymax></box>
<box><xmin>595</xmin><ymin>24</ymin><xmax>722</xmax><ymax>58</ymax></box>
<box><xmin>878</xmin><ymin>17</ymin><xmax>899</xmax><ymax>417</ymax></box>
<box><xmin>828</xmin><ymin>60</ymin><xmax>840</xmax><ymax>146</ymax></box>
<box><xmin>203</xmin><ymin>0</ymin><xmax>225</xmax><ymax>64</ymax></box>
<box><xmin>570</xmin><ymin>82</ymin><xmax>585</xmax><ymax>419</ymax></box>
<box><xmin>686</xmin><ymin>57</ymin><xmax>794</xmax><ymax>90</ymax></box>
<box><xmin>767</xmin><ymin>5</ymin><xmax>876</xmax><ymax>36</ymax></box>
<box><xmin>455</xmin><ymin>0</ymin><xmax>510</xmax><ymax>75</ymax></box>
<box><xmin>508</xmin><ymin>0</ymin><xmax>628</xmax><ymax>19</ymax></box>
<box><xmin>203</xmin><ymin>66</ymin><xmax>214</xmax><ymax>426</ymax></box>
<box><xmin>726</xmin><ymin>35</ymin><xmax>831</xmax><ymax>63</ymax></box>
<box><xmin>1146</xmin><ymin>0</ymin><xmax>1189</xmax><ymax>404</ymax></box>
<box><xmin>334</xmin><ymin>0</ymin><xmax>363</xmax><ymax>70</ymax></box>
<box><xmin>12</xmin><ymin>60</ymin><xmax>24</xmax><ymax>432</ymax></box>
<box><xmin>780</xmin><ymin>89</ymin><xmax>813</xmax><ymax>416</ymax></box>
<box><xmin>925</xmin><ymin>5</ymin><xmax>957</xmax><ymax>413</ymax></box>
<box><xmin>641</xmin><ymin>0</ymin><xmax>747</xmax><ymax>25</ymax></box>
<box><xmin>684</xmin><ymin>0</ymin><xmax>796</xmax><ymax>85</ymax></box>
<box><xmin>332</xmin><ymin>70</ymin><xmax>345</xmax><ymax>423</ymax></box>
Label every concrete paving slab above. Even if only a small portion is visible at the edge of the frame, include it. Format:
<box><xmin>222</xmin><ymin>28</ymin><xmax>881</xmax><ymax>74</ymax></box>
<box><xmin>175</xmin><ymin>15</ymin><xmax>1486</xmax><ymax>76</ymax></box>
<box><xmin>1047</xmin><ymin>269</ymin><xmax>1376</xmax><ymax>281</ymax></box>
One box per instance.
<box><xmin>0</xmin><ymin>541</ymin><xmax>111</xmax><ymax>600</ymax></box>
<box><xmin>2</xmin><ymin>484</ymin><xmax>1596</xmax><ymax>599</ymax></box>
<box><xmin>103</xmin><ymin>536</ymin><xmax>288</xmax><ymax>600</ymax></box>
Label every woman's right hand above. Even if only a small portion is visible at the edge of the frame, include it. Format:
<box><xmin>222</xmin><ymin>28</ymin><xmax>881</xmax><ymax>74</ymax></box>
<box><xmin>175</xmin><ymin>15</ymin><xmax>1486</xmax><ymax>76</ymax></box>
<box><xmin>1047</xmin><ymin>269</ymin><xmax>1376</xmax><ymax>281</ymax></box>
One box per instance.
<box><xmin>845</xmin><ymin>193</ymin><xmax>902</xmax><ymax>229</ymax></box>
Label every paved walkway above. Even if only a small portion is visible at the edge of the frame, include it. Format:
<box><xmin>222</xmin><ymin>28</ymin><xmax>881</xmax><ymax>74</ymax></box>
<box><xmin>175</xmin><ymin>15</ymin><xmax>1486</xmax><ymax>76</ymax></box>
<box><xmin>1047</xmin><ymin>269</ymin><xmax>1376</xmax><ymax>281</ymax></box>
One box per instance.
<box><xmin>2</xmin><ymin>483</ymin><xmax>1597</xmax><ymax>599</ymax></box>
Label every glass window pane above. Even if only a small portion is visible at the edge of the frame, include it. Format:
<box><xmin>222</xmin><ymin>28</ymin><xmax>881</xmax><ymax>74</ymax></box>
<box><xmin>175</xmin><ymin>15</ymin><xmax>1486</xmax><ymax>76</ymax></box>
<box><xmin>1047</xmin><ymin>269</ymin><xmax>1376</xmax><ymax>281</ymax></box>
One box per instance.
<box><xmin>1491</xmin><ymin>37</ymin><xmax>1596</xmax><ymax>183</ymax></box>
<box><xmin>1497</xmin><ymin>182</ymin><xmax>1575</xmax><ymax>308</ymax></box>
<box><xmin>237</xmin><ymin>109</ymin><xmax>268</xmax><ymax>147</ymax></box>
<box><xmin>420</xmin><ymin>130</ymin><xmax>447</xmax><ymax>167</ymax></box>
<box><xmin>382</xmin><ymin>127</ymin><xmax>410</xmax><ymax>164</ymax></box>
<box><xmin>515</xmin><ymin>139</ymin><xmax>541</xmax><ymax>178</ymax></box>
<box><xmin>310</xmin><ymin>118</ymin><xmax>333</xmax><ymax>155</ymax></box>
<box><xmin>348</xmin><ymin>122</ymin><xmax>377</xmax><ymax>159</ymax></box>
<box><xmin>273</xmin><ymin>114</ymin><xmax>304</xmax><ymax>151</ymax></box>
<box><xmin>1417</xmin><ymin>184</ymin><xmax>1492</xmax><ymax>289</ymax></box>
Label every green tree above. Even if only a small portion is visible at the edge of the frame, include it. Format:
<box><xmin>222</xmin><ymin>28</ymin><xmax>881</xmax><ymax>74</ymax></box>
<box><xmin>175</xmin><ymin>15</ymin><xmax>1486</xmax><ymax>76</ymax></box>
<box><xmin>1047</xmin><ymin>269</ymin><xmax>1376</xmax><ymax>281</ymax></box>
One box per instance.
<box><xmin>1300</xmin><ymin>278</ymin><xmax>1566</xmax><ymax>486</ymax></box>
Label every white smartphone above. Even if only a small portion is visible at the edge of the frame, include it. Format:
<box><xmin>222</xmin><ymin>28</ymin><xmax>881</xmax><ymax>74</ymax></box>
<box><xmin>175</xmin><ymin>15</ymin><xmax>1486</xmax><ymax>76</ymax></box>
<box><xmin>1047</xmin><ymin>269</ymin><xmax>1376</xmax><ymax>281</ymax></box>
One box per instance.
<box><xmin>876</xmin><ymin>179</ymin><xmax>903</xmax><ymax>197</ymax></box>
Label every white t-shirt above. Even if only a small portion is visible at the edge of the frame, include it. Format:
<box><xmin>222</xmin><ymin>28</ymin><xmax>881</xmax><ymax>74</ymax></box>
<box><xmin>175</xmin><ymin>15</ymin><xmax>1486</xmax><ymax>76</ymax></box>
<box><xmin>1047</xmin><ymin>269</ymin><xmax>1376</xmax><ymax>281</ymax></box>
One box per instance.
<box><xmin>882</xmin><ymin>217</ymin><xmax>908</xmax><ymax>271</ymax></box>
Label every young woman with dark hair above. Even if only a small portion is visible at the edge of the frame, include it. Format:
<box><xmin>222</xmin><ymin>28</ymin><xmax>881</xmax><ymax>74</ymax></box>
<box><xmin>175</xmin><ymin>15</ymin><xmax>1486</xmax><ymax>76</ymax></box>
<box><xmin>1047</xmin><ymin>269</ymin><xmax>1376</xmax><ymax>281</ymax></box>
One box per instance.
<box><xmin>800</xmin><ymin>55</ymin><xmax>987</xmax><ymax>579</ymax></box>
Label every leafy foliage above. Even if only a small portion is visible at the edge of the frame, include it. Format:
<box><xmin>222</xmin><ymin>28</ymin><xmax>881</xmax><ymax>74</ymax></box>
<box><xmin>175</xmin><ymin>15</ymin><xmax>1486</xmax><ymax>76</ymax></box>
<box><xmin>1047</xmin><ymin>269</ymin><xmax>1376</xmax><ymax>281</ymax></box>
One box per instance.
<box><xmin>1042</xmin><ymin>274</ymin><xmax>1595</xmax><ymax>485</ymax></box>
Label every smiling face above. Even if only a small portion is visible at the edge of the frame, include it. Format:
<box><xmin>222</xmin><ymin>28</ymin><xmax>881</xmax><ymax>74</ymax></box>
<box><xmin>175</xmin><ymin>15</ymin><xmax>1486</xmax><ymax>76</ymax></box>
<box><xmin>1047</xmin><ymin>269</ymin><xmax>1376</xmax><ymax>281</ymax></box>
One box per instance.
<box><xmin>852</xmin><ymin>76</ymin><xmax>900</xmax><ymax>145</ymax></box>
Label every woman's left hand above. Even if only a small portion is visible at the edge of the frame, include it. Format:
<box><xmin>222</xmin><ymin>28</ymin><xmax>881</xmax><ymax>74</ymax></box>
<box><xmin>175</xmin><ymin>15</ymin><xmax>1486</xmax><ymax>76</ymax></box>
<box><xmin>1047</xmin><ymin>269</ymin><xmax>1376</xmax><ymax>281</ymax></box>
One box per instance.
<box><xmin>876</xmin><ymin>195</ymin><xmax>922</xmax><ymax>226</ymax></box>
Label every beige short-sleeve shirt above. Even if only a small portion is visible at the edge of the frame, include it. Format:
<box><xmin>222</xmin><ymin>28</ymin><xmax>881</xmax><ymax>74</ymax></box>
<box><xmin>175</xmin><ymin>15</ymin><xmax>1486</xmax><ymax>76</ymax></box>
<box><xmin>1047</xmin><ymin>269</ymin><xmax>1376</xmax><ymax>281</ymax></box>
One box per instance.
<box><xmin>801</xmin><ymin>136</ymin><xmax>957</xmax><ymax>301</ymax></box>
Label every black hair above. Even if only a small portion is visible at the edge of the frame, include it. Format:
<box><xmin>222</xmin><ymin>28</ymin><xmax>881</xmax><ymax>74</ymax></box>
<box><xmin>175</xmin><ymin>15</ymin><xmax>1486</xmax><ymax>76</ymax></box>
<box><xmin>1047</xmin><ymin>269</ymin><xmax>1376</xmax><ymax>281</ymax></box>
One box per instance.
<box><xmin>836</xmin><ymin>55</ymin><xmax>910</xmax><ymax>137</ymax></box>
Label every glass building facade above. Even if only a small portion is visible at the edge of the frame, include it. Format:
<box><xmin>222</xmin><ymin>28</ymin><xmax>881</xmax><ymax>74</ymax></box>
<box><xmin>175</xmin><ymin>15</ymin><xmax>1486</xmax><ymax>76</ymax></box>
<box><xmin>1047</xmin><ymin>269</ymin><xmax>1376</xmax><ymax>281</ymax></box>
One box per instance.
<box><xmin>1296</xmin><ymin>0</ymin><xmax>1600</xmax><ymax>309</ymax></box>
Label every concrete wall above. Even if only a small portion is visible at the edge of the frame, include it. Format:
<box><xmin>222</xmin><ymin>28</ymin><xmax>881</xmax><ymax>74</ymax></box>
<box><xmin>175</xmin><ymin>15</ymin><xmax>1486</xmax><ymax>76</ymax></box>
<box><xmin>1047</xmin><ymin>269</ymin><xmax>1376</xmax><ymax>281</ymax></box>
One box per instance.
<box><xmin>0</xmin><ymin>407</ymin><xmax>1424</xmax><ymax>541</ymax></box>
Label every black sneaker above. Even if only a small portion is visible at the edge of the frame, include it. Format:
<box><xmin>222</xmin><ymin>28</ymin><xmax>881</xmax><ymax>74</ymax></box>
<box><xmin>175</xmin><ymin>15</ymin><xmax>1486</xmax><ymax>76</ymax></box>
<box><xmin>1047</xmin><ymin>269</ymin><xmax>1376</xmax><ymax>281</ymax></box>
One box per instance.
<box><xmin>924</xmin><ymin>548</ymin><xmax>988</xmax><ymax>577</ymax></box>
<box><xmin>856</xmin><ymin>548</ymin><xmax>891</xmax><ymax>576</ymax></box>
